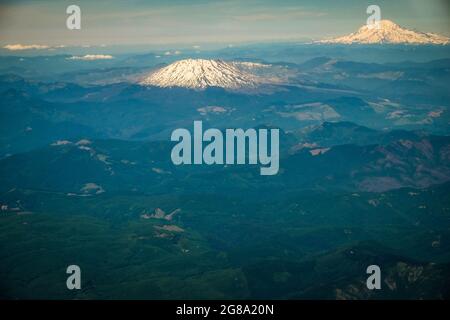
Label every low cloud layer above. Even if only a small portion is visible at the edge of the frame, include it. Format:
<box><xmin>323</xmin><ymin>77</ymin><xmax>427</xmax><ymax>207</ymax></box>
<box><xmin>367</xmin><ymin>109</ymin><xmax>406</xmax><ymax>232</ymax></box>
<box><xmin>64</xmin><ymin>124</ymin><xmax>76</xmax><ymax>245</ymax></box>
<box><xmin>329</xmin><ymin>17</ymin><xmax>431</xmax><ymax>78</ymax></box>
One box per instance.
<box><xmin>3</xmin><ymin>44</ymin><xmax>50</xmax><ymax>51</ymax></box>
<box><xmin>67</xmin><ymin>54</ymin><xmax>114</xmax><ymax>61</ymax></box>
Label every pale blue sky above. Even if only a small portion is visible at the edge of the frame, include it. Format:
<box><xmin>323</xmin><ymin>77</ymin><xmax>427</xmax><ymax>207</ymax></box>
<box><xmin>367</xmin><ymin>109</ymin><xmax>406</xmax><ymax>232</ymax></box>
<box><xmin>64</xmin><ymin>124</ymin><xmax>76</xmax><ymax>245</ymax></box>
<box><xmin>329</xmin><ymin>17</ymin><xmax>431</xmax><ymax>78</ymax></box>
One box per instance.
<box><xmin>0</xmin><ymin>0</ymin><xmax>449</xmax><ymax>46</ymax></box>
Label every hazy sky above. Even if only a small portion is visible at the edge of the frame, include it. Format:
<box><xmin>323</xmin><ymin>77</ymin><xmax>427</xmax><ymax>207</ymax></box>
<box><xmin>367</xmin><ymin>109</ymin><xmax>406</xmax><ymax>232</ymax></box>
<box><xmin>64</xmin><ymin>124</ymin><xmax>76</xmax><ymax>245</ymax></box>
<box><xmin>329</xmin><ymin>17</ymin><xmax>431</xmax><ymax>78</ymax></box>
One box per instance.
<box><xmin>0</xmin><ymin>0</ymin><xmax>449</xmax><ymax>47</ymax></box>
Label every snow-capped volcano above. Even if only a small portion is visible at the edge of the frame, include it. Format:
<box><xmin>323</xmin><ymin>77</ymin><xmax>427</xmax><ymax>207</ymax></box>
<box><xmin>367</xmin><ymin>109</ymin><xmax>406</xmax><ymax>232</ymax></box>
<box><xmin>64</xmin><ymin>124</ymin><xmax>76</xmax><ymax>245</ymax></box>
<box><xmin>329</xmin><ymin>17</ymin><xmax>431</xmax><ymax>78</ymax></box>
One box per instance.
<box><xmin>319</xmin><ymin>20</ymin><xmax>449</xmax><ymax>44</ymax></box>
<box><xmin>140</xmin><ymin>59</ymin><xmax>263</xmax><ymax>89</ymax></box>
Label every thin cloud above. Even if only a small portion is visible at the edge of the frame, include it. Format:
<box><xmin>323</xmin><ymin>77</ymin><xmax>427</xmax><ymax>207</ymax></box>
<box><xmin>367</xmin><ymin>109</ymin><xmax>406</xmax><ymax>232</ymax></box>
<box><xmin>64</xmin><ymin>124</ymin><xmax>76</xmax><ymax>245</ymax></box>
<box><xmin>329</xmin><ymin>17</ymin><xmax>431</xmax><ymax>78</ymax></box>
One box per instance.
<box><xmin>233</xmin><ymin>8</ymin><xmax>327</xmax><ymax>22</ymax></box>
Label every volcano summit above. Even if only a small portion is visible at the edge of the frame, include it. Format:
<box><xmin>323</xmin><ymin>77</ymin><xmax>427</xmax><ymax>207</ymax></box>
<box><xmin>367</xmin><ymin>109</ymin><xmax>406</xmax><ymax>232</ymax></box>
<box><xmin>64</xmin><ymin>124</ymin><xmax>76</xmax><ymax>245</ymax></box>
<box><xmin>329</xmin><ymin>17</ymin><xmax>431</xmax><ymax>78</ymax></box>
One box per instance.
<box><xmin>319</xmin><ymin>19</ymin><xmax>449</xmax><ymax>44</ymax></box>
<box><xmin>140</xmin><ymin>59</ymin><xmax>263</xmax><ymax>89</ymax></box>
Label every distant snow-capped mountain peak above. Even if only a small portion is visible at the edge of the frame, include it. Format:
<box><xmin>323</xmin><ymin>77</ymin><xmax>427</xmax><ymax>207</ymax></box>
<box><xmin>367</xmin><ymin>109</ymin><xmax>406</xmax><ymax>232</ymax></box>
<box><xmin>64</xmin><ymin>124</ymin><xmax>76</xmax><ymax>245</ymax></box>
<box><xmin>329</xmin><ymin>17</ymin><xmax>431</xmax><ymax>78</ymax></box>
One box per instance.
<box><xmin>140</xmin><ymin>59</ymin><xmax>265</xmax><ymax>89</ymax></box>
<box><xmin>319</xmin><ymin>19</ymin><xmax>449</xmax><ymax>45</ymax></box>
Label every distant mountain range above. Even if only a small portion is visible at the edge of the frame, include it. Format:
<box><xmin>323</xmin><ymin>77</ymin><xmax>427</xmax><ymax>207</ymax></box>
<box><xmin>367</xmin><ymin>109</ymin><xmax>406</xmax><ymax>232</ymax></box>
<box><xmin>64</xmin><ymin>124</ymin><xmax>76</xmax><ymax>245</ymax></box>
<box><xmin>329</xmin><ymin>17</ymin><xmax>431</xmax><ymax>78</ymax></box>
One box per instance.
<box><xmin>1</xmin><ymin>55</ymin><xmax>450</xmax><ymax>157</ymax></box>
<box><xmin>1</xmin><ymin>42</ymin><xmax>450</xmax><ymax>300</ymax></box>
<box><xmin>319</xmin><ymin>20</ymin><xmax>450</xmax><ymax>45</ymax></box>
<box><xmin>1</xmin><ymin>122</ymin><xmax>449</xmax><ymax>194</ymax></box>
